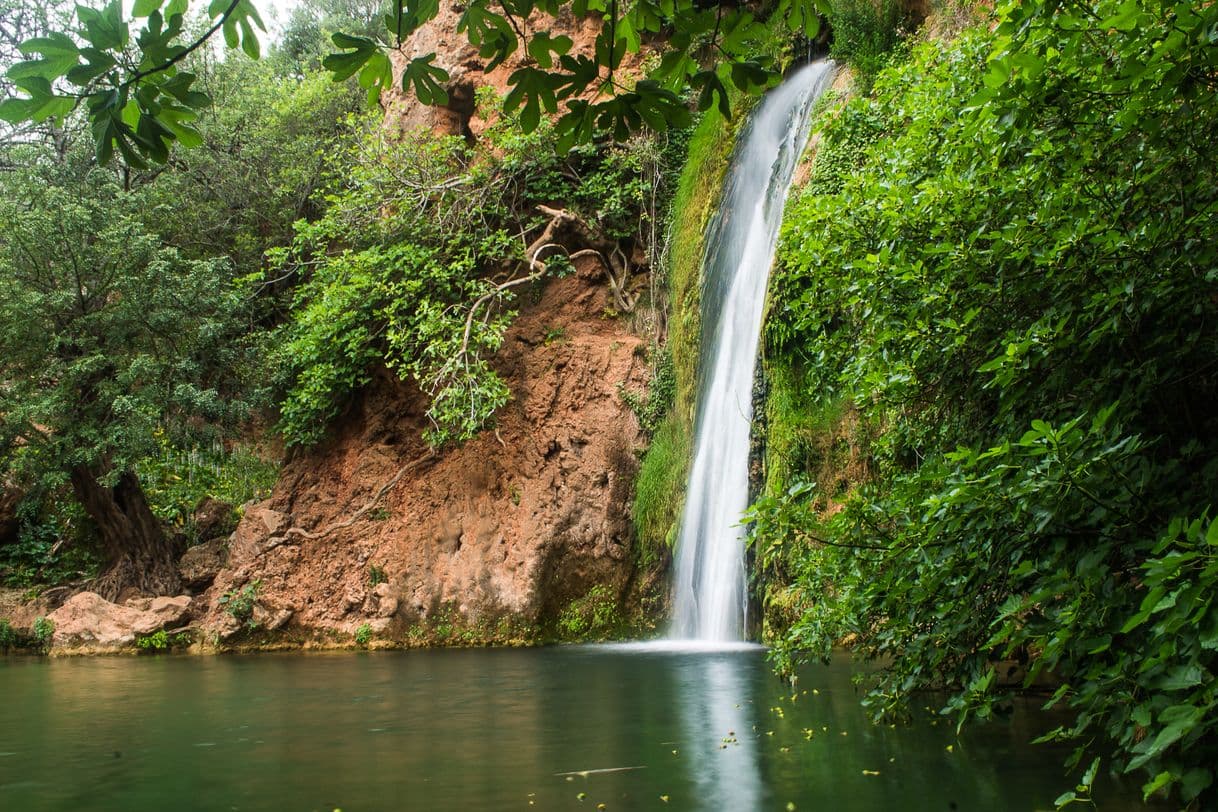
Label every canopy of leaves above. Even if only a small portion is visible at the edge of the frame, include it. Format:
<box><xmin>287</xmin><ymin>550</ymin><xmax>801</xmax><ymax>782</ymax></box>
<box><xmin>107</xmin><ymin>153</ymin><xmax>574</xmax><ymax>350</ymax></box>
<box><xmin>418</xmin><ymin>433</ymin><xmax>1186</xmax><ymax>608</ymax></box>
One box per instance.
<box><xmin>756</xmin><ymin>1</ymin><xmax>1218</xmax><ymax>805</ymax></box>
<box><xmin>1</xmin><ymin>0</ymin><xmax>827</xmax><ymax>167</ymax></box>
<box><xmin>0</xmin><ymin>165</ymin><xmax>251</xmax><ymax>493</ymax></box>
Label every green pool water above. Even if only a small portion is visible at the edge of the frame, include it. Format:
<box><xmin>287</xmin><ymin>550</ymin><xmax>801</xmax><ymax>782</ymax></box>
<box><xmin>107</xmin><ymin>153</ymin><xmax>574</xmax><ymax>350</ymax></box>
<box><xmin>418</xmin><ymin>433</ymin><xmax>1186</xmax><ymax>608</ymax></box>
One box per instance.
<box><xmin>0</xmin><ymin>644</ymin><xmax>1152</xmax><ymax>810</ymax></box>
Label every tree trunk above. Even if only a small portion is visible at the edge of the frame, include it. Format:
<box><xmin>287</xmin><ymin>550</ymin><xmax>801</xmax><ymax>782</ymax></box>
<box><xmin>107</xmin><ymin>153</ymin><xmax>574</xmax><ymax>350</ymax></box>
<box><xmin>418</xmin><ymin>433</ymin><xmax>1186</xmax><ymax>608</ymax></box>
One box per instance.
<box><xmin>70</xmin><ymin>464</ymin><xmax>182</xmax><ymax>600</ymax></box>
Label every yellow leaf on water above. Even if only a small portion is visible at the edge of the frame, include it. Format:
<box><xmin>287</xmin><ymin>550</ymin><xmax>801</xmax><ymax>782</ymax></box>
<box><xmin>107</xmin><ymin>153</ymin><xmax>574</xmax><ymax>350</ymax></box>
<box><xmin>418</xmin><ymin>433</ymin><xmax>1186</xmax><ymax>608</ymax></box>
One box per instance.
<box><xmin>660</xmin><ymin>796</ymin><xmax>669</xmax><ymax>803</ymax></box>
<box><xmin>945</xmin><ymin>745</ymin><xmax>954</xmax><ymax>753</ymax></box>
<box><xmin>863</xmin><ymin>770</ymin><xmax>881</xmax><ymax>776</ymax></box>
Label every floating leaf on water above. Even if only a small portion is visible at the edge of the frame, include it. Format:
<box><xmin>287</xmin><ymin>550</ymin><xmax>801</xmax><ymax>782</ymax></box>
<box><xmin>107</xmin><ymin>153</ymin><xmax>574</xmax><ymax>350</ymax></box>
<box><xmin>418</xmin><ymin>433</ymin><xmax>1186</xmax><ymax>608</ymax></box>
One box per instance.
<box><xmin>863</xmin><ymin>770</ymin><xmax>881</xmax><ymax>776</ymax></box>
<box><xmin>577</xmin><ymin>791</ymin><xmax>587</xmax><ymax>801</ymax></box>
<box><xmin>945</xmin><ymin>745</ymin><xmax>954</xmax><ymax>753</ymax></box>
<box><xmin>660</xmin><ymin>795</ymin><xmax>669</xmax><ymax>803</ymax></box>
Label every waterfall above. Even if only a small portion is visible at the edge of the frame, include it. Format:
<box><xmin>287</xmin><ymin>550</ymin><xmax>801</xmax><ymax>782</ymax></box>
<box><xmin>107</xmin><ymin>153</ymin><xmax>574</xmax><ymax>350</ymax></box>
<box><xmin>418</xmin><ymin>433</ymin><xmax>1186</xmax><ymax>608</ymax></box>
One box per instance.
<box><xmin>670</xmin><ymin>60</ymin><xmax>836</xmax><ymax>642</ymax></box>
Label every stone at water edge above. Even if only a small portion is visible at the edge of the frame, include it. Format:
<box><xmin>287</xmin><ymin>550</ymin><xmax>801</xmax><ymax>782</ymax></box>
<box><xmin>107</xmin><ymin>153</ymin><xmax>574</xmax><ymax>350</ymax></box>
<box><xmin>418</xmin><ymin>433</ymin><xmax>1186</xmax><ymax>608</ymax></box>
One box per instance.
<box><xmin>47</xmin><ymin>591</ymin><xmax>192</xmax><ymax>650</ymax></box>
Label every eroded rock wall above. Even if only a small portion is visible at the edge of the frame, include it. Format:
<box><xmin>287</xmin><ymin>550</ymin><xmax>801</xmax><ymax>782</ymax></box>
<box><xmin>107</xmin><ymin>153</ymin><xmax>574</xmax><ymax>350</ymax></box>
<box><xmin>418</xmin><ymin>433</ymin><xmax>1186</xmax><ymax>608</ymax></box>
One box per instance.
<box><xmin>201</xmin><ymin>263</ymin><xmax>649</xmax><ymax>642</ymax></box>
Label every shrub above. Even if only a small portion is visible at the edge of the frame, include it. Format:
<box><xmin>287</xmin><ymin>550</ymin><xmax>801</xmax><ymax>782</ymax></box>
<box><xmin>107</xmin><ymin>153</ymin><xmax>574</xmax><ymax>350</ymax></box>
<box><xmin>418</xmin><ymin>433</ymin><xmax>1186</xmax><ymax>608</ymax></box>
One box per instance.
<box><xmin>136</xmin><ymin>629</ymin><xmax>169</xmax><ymax>651</ymax></box>
<box><xmin>0</xmin><ymin>618</ymin><xmax>16</xmax><ymax>649</ymax></box>
<box><xmin>354</xmin><ymin>623</ymin><xmax>373</xmax><ymax>646</ymax></box>
<box><xmin>557</xmin><ymin>585</ymin><xmax>619</xmax><ymax>639</ymax></box>
<box><xmin>32</xmin><ymin>616</ymin><xmax>54</xmax><ymax>647</ymax></box>
<box><xmin>218</xmin><ymin>581</ymin><xmax>260</xmax><ymax>628</ymax></box>
<box><xmin>762</xmin><ymin>6</ymin><xmax>1218</xmax><ymax>804</ymax></box>
<box><xmin>827</xmin><ymin>0</ymin><xmax>910</xmax><ymax>91</ymax></box>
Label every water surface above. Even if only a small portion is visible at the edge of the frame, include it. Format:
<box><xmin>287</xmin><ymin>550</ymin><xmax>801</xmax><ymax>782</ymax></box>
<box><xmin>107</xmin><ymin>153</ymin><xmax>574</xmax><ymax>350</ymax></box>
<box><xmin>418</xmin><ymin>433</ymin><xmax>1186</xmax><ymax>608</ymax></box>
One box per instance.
<box><xmin>0</xmin><ymin>647</ymin><xmax>1152</xmax><ymax>811</ymax></box>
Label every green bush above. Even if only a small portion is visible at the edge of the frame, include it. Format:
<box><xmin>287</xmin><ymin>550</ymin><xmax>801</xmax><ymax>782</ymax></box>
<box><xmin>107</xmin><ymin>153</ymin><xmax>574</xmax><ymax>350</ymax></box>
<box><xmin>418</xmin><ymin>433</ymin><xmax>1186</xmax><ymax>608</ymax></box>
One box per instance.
<box><xmin>762</xmin><ymin>2</ymin><xmax>1218</xmax><ymax>805</ymax></box>
<box><xmin>354</xmin><ymin>623</ymin><xmax>373</xmax><ymax>647</ymax></box>
<box><xmin>557</xmin><ymin>585</ymin><xmax>619</xmax><ymax>639</ymax></box>
<box><xmin>619</xmin><ymin>346</ymin><xmax>676</xmax><ymax>438</ymax></box>
<box><xmin>137</xmin><ymin>433</ymin><xmax>278</xmax><ymax>542</ymax></box>
<box><xmin>0</xmin><ymin>493</ymin><xmax>99</xmax><ymax>588</ymax></box>
<box><xmin>136</xmin><ymin>629</ymin><xmax>169</xmax><ymax>651</ymax></box>
<box><xmin>218</xmin><ymin>581</ymin><xmax>260</xmax><ymax>629</ymax></box>
<box><xmin>273</xmin><ymin>111</ymin><xmax>672</xmax><ymax>449</ymax></box>
<box><xmin>31</xmin><ymin>616</ymin><xmax>53</xmax><ymax>647</ymax></box>
<box><xmin>827</xmin><ymin>0</ymin><xmax>910</xmax><ymax>91</ymax></box>
<box><xmin>0</xmin><ymin>618</ymin><xmax>16</xmax><ymax>649</ymax></box>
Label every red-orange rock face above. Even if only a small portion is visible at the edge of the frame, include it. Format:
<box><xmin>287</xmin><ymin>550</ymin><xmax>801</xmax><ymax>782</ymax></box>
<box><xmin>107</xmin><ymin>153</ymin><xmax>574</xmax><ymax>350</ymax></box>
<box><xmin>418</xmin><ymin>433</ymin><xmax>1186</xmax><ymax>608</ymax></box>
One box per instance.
<box><xmin>202</xmin><ymin>263</ymin><xmax>649</xmax><ymax>641</ymax></box>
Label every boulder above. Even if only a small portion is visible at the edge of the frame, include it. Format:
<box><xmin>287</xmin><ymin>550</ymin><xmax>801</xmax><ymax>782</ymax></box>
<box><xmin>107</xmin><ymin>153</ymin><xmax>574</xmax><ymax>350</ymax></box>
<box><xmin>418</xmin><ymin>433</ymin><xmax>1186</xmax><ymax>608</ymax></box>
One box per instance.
<box><xmin>192</xmin><ymin>497</ymin><xmax>235</xmax><ymax>541</ymax></box>
<box><xmin>365</xmin><ymin>583</ymin><xmax>400</xmax><ymax>619</ymax></box>
<box><xmin>178</xmin><ymin>538</ymin><xmax>228</xmax><ymax>591</ymax></box>
<box><xmin>252</xmin><ymin>604</ymin><xmax>293</xmax><ymax>631</ymax></box>
<box><xmin>48</xmin><ymin>591</ymin><xmax>192</xmax><ymax>651</ymax></box>
<box><xmin>250</xmin><ymin>507</ymin><xmax>289</xmax><ymax>537</ymax></box>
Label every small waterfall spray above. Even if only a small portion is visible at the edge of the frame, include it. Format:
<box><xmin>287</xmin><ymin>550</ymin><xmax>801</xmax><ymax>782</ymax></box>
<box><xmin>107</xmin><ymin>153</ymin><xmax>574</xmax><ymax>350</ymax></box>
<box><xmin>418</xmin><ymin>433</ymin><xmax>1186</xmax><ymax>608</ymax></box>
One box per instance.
<box><xmin>670</xmin><ymin>61</ymin><xmax>835</xmax><ymax>642</ymax></box>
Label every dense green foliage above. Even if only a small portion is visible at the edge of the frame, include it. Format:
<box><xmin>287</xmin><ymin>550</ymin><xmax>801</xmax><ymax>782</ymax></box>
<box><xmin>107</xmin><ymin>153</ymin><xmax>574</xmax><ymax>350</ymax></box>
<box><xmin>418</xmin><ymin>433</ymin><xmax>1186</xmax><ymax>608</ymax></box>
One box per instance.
<box><xmin>0</xmin><ymin>13</ymin><xmax>360</xmax><ymax>589</ymax></box>
<box><xmin>273</xmin><ymin>107</ymin><xmax>671</xmax><ymax>447</ymax></box>
<box><xmin>757</xmin><ymin>1</ymin><xmax>1218</xmax><ymax>804</ymax></box>
<box><xmin>825</xmin><ymin>0</ymin><xmax>908</xmax><ymax>90</ymax></box>
<box><xmin>137</xmin><ymin>435</ymin><xmax>278</xmax><ymax>540</ymax></box>
<box><xmin>0</xmin><ymin>169</ymin><xmax>249</xmax><ymax>489</ymax></box>
<box><xmin>1</xmin><ymin>0</ymin><xmax>828</xmax><ymax>168</ymax></box>
<box><xmin>146</xmin><ymin>58</ymin><xmax>362</xmax><ymax>280</ymax></box>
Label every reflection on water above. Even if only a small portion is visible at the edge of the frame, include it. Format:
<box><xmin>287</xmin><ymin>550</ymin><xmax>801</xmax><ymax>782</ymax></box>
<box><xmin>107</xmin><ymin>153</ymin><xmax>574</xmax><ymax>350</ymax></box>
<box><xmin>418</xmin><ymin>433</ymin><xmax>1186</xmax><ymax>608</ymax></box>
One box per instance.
<box><xmin>673</xmin><ymin>654</ymin><xmax>761</xmax><ymax>809</ymax></box>
<box><xmin>0</xmin><ymin>647</ymin><xmax>1155</xmax><ymax>811</ymax></box>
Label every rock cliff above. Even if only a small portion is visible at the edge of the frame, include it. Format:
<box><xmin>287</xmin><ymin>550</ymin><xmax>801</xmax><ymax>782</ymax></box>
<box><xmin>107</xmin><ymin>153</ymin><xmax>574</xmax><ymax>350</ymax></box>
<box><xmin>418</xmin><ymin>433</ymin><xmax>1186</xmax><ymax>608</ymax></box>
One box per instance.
<box><xmin>200</xmin><ymin>261</ymin><xmax>650</xmax><ymax>643</ymax></box>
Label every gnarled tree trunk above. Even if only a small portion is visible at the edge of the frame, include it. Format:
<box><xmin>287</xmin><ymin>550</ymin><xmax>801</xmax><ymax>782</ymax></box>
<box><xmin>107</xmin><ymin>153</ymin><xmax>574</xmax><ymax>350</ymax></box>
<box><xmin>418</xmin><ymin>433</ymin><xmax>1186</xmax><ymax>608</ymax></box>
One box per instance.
<box><xmin>70</xmin><ymin>464</ymin><xmax>181</xmax><ymax>600</ymax></box>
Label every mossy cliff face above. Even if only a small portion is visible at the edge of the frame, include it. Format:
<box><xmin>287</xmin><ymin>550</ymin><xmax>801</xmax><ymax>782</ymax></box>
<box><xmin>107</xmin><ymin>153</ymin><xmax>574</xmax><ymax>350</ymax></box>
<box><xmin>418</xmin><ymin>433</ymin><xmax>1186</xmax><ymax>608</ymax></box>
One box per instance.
<box><xmin>631</xmin><ymin>104</ymin><xmax>749</xmax><ymax>576</ymax></box>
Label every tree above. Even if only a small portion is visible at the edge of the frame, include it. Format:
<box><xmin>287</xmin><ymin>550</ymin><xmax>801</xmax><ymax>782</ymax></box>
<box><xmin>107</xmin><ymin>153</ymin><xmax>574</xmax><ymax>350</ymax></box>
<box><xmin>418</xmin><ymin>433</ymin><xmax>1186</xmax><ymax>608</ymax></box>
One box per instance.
<box><xmin>272</xmin><ymin>0</ymin><xmax>388</xmax><ymax>75</ymax></box>
<box><xmin>0</xmin><ymin>162</ymin><xmax>249</xmax><ymax>598</ymax></box>
<box><xmin>0</xmin><ymin>0</ymin><xmax>826</xmax><ymax>168</ymax></box>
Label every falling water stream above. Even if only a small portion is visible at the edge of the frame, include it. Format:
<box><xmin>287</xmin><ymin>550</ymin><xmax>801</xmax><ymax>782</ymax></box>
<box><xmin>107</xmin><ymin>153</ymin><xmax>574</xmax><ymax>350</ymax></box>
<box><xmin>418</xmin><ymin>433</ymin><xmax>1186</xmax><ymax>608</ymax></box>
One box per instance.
<box><xmin>671</xmin><ymin>60</ymin><xmax>837</xmax><ymax>642</ymax></box>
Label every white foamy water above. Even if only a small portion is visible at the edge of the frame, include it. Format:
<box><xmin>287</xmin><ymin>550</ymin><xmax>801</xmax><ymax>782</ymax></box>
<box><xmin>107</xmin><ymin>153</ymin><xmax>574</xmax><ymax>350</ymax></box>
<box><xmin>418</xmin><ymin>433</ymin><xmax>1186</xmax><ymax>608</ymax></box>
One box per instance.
<box><xmin>671</xmin><ymin>61</ymin><xmax>836</xmax><ymax>642</ymax></box>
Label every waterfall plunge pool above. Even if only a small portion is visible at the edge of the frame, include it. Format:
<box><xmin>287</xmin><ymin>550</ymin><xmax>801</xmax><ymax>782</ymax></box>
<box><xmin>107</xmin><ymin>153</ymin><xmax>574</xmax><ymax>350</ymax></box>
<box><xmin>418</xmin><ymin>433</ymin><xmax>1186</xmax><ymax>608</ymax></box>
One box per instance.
<box><xmin>0</xmin><ymin>646</ymin><xmax>1154</xmax><ymax>810</ymax></box>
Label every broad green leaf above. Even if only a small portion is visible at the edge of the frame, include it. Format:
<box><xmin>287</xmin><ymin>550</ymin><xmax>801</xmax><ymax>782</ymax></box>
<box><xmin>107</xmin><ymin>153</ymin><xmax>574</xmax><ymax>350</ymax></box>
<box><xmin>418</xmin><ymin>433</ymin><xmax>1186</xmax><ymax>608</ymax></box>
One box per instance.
<box><xmin>77</xmin><ymin>2</ymin><xmax>130</xmax><ymax>51</ymax></box>
<box><xmin>402</xmin><ymin>55</ymin><xmax>450</xmax><ymax>106</ymax></box>
<box><xmin>132</xmin><ymin>0</ymin><xmax>165</xmax><ymax>17</ymax></box>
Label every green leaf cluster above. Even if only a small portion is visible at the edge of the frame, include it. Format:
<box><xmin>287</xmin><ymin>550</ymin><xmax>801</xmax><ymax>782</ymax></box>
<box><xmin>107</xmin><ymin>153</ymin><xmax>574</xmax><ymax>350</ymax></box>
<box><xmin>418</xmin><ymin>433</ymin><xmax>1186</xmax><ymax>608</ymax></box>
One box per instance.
<box><xmin>0</xmin><ymin>171</ymin><xmax>252</xmax><ymax>490</ymax></box>
<box><xmin>1</xmin><ymin>0</ymin><xmax>267</xmax><ymax>167</ymax></box>
<box><xmin>3</xmin><ymin>0</ymin><xmax>831</xmax><ymax>166</ymax></box>
<box><xmin>758</xmin><ymin>2</ymin><xmax>1218</xmax><ymax>804</ymax></box>
<box><xmin>824</xmin><ymin>0</ymin><xmax>910</xmax><ymax>91</ymax></box>
<box><xmin>273</xmin><ymin>112</ymin><xmax>666</xmax><ymax>447</ymax></box>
